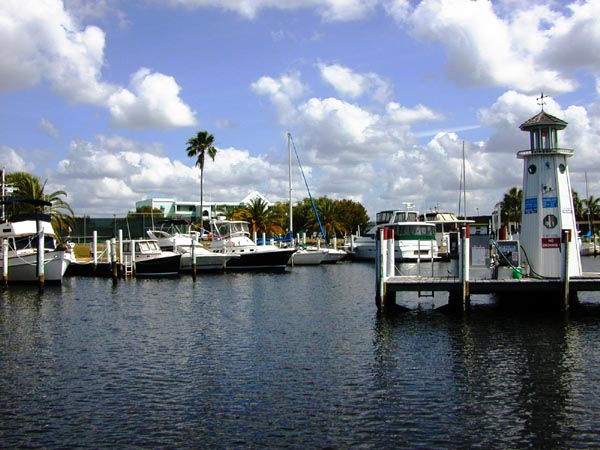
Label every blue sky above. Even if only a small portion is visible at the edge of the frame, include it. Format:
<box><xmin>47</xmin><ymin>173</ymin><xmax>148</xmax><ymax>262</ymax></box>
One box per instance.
<box><xmin>1</xmin><ymin>0</ymin><xmax>600</xmax><ymax>219</ymax></box>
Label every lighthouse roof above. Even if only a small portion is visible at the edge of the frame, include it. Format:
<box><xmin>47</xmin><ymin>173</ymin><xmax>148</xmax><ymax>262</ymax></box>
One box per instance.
<box><xmin>519</xmin><ymin>110</ymin><xmax>567</xmax><ymax>131</ymax></box>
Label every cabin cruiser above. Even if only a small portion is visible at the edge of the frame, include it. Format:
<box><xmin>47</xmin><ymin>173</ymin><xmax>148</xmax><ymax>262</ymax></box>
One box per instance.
<box><xmin>121</xmin><ymin>239</ymin><xmax>181</xmax><ymax>277</ymax></box>
<box><xmin>350</xmin><ymin>209</ymin><xmax>439</xmax><ymax>261</ymax></box>
<box><xmin>208</xmin><ymin>220</ymin><xmax>295</xmax><ymax>271</ymax></box>
<box><xmin>0</xmin><ymin>212</ymin><xmax>71</xmax><ymax>283</ymax></box>
<box><xmin>146</xmin><ymin>219</ymin><xmax>233</xmax><ymax>271</ymax></box>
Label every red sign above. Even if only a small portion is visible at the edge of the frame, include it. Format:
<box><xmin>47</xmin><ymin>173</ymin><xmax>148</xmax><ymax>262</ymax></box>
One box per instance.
<box><xmin>542</xmin><ymin>237</ymin><xmax>560</xmax><ymax>248</ymax></box>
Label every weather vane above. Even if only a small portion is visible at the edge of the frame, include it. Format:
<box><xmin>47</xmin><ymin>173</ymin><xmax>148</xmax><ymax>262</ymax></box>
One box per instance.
<box><xmin>537</xmin><ymin>92</ymin><xmax>548</xmax><ymax>111</ymax></box>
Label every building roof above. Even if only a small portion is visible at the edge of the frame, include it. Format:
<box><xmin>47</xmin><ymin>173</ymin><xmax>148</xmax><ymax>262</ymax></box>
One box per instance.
<box><xmin>519</xmin><ymin>110</ymin><xmax>568</xmax><ymax>131</ymax></box>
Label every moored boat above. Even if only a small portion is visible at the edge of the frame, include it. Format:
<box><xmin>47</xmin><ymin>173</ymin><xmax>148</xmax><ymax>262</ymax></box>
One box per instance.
<box><xmin>121</xmin><ymin>239</ymin><xmax>181</xmax><ymax>277</ymax></box>
<box><xmin>209</xmin><ymin>220</ymin><xmax>295</xmax><ymax>271</ymax></box>
<box><xmin>350</xmin><ymin>208</ymin><xmax>439</xmax><ymax>261</ymax></box>
<box><xmin>0</xmin><ymin>209</ymin><xmax>71</xmax><ymax>284</ymax></box>
<box><xmin>147</xmin><ymin>219</ymin><xmax>233</xmax><ymax>271</ymax></box>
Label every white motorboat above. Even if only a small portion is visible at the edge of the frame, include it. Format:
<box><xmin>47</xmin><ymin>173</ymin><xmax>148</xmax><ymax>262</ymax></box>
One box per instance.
<box><xmin>350</xmin><ymin>208</ymin><xmax>439</xmax><ymax>261</ymax></box>
<box><xmin>209</xmin><ymin>220</ymin><xmax>295</xmax><ymax>271</ymax></box>
<box><xmin>0</xmin><ymin>211</ymin><xmax>71</xmax><ymax>283</ymax></box>
<box><xmin>147</xmin><ymin>219</ymin><xmax>233</xmax><ymax>271</ymax></box>
<box><xmin>121</xmin><ymin>239</ymin><xmax>181</xmax><ymax>277</ymax></box>
<box><xmin>290</xmin><ymin>247</ymin><xmax>328</xmax><ymax>265</ymax></box>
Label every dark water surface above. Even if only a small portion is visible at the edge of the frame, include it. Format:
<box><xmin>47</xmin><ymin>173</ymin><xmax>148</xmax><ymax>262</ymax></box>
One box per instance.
<box><xmin>2</xmin><ymin>259</ymin><xmax>600</xmax><ymax>449</ymax></box>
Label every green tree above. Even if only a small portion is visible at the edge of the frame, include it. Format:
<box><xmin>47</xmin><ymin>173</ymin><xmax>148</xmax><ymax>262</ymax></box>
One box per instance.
<box><xmin>5</xmin><ymin>172</ymin><xmax>75</xmax><ymax>237</ymax></box>
<box><xmin>311</xmin><ymin>197</ymin><xmax>343</xmax><ymax>242</ymax></box>
<box><xmin>500</xmin><ymin>187</ymin><xmax>522</xmax><ymax>229</ymax></box>
<box><xmin>584</xmin><ymin>195</ymin><xmax>600</xmax><ymax>223</ymax></box>
<box><xmin>334</xmin><ymin>198</ymin><xmax>369</xmax><ymax>235</ymax></box>
<box><xmin>572</xmin><ymin>190</ymin><xmax>585</xmax><ymax>221</ymax></box>
<box><xmin>186</xmin><ymin>131</ymin><xmax>217</xmax><ymax>230</ymax></box>
<box><xmin>235</xmin><ymin>198</ymin><xmax>284</xmax><ymax>236</ymax></box>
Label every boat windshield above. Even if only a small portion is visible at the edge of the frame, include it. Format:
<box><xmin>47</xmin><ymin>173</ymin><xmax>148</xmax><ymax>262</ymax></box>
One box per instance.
<box><xmin>375</xmin><ymin>210</ymin><xmax>419</xmax><ymax>224</ymax></box>
<box><xmin>391</xmin><ymin>224</ymin><xmax>436</xmax><ymax>238</ymax></box>
<box><xmin>217</xmin><ymin>222</ymin><xmax>250</xmax><ymax>237</ymax></box>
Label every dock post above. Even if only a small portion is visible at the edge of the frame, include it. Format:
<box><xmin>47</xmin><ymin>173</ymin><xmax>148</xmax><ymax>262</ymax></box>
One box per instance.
<box><xmin>562</xmin><ymin>229</ymin><xmax>571</xmax><ymax>310</ymax></box>
<box><xmin>375</xmin><ymin>228</ymin><xmax>386</xmax><ymax>312</ymax></box>
<box><xmin>130</xmin><ymin>240</ymin><xmax>136</xmax><ymax>278</ymax></box>
<box><xmin>110</xmin><ymin>238</ymin><xmax>118</xmax><ymax>282</ymax></box>
<box><xmin>36</xmin><ymin>218</ymin><xmax>45</xmax><ymax>285</ymax></box>
<box><xmin>118</xmin><ymin>229</ymin><xmax>124</xmax><ymax>277</ymax></box>
<box><xmin>191</xmin><ymin>240</ymin><xmax>197</xmax><ymax>282</ymax></box>
<box><xmin>92</xmin><ymin>231</ymin><xmax>98</xmax><ymax>272</ymax></box>
<box><xmin>456</xmin><ymin>226</ymin><xmax>470</xmax><ymax>311</ymax></box>
<box><xmin>2</xmin><ymin>238</ymin><xmax>8</xmax><ymax>286</ymax></box>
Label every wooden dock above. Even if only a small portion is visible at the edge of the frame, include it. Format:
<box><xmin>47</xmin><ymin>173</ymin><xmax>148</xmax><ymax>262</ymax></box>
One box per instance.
<box><xmin>375</xmin><ymin>227</ymin><xmax>600</xmax><ymax>313</ymax></box>
<box><xmin>384</xmin><ymin>272</ymin><xmax>600</xmax><ymax>295</ymax></box>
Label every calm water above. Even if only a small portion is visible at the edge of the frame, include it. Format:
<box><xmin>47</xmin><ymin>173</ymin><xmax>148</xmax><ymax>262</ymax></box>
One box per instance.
<box><xmin>2</xmin><ymin>259</ymin><xmax>600</xmax><ymax>449</ymax></box>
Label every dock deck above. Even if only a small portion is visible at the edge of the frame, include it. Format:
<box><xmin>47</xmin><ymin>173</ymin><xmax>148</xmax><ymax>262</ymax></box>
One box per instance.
<box><xmin>385</xmin><ymin>272</ymin><xmax>600</xmax><ymax>295</ymax></box>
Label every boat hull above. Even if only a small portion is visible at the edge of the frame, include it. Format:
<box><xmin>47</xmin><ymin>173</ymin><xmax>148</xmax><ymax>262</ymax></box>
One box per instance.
<box><xmin>1</xmin><ymin>251</ymin><xmax>70</xmax><ymax>283</ymax></box>
<box><xmin>134</xmin><ymin>254</ymin><xmax>182</xmax><ymax>277</ymax></box>
<box><xmin>223</xmin><ymin>248</ymin><xmax>295</xmax><ymax>271</ymax></box>
<box><xmin>351</xmin><ymin>241</ymin><xmax>438</xmax><ymax>262</ymax></box>
<box><xmin>290</xmin><ymin>249</ymin><xmax>327</xmax><ymax>265</ymax></box>
<box><xmin>179</xmin><ymin>253</ymin><xmax>230</xmax><ymax>272</ymax></box>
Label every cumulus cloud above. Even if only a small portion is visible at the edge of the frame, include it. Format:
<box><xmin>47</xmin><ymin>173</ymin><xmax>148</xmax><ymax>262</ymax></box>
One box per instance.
<box><xmin>251</xmin><ymin>71</ymin><xmax>307</xmax><ymax>123</ymax></box>
<box><xmin>392</xmin><ymin>0</ymin><xmax>599</xmax><ymax>94</ymax></box>
<box><xmin>0</xmin><ymin>0</ymin><xmax>196</xmax><ymax>129</ymax></box>
<box><xmin>318</xmin><ymin>63</ymin><xmax>392</xmax><ymax>102</ymax></box>
<box><xmin>0</xmin><ymin>145</ymin><xmax>35</xmax><ymax>174</ymax></box>
<box><xmin>108</xmin><ymin>69</ymin><xmax>197</xmax><ymax>129</ymax></box>
<box><xmin>38</xmin><ymin>118</ymin><xmax>60</xmax><ymax>140</ymax></box>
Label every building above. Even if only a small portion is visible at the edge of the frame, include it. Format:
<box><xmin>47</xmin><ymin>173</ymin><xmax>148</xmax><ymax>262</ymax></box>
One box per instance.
<box><xmin>134</xmin><ymin>191</ymin><xmax>272</xmax><ymax>222</ymax></box>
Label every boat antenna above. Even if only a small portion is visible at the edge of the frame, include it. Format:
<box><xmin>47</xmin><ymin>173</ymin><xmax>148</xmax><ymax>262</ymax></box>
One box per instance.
<box><xmin>289</xmin><ymin>134</ymin><xmax>328</xmax><ymax>246</ymax></box>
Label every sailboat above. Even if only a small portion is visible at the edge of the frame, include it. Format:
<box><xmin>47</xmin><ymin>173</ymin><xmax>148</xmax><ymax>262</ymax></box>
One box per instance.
<box><xmin>286</xmin><ymin>132</ymin><xmax>328</xmax><ymax>265</ymax></box>
<box><xmin>286</xmin><ymin>133</ymin><xmax>347</xmax><ymax>264</ymax></box>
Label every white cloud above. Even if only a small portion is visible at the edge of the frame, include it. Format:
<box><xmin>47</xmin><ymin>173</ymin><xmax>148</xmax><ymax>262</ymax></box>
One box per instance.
<box><xmin>0</xmin><ymin>145</ymin><xmax>35</xmax><ymax>173</ymax></box>
<box><xmin>108</xmin><ymin>68</ymin><xmax>197</xmax><ymax>129</ymax></box>
<box><xmin>251</xmin><ymin>71</ymin><xmax>307</xmax><ymax>123</ymax></box>
<box><xmin>403</xmin><ymin>0</ymin><xmax>578</xmax><ymax>94</ymax></box>
<box><xmin>0</xmin><ymin>0</ymin><xmax>196</xmax><ymax>129</ymax></box>
<box><xmin>318</xmin><ymin>63</ymin><xmax>392</xmax><ymax>101</ymax></box>
<box><xmin>38</xmin><ymin>118</ymin><xmax>60</xmax><ymax>140</ymax></box>
<box><xmin>386</xmin><ymin>102</ymin><xmax>443</xmax><ymax>124</ymax></box>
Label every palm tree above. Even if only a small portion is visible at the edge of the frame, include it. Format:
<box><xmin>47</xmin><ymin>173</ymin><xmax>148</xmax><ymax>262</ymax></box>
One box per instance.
<box><xmin>186</xmin><ymin>131</ymin><xmax>217</xmax><ymax>231</ymax></box>
<box><xmin>572</xmin><ymin>190</ymin><xmax>585</xmax><ymax>221</ymax></box>
<box><xmin>501</xmin><ymin>187</ymin><xmax>522</xmax><ymax>231</ymax></box>
<box><xmin>313</xmin><ymin>197</ymin><xmax>344</xmax><ymax>243</ymax></box>
<box><xmin>235</xmin><ymin>198</ymin><xmax>284</xmax><ymax>236</ymax></box>
<box><xmin>584</xmin><ymin>195</ymin><xmax>600</xmax><ymax>225</ymax></box>
<box><xmin>5</xmin><ymin>171</ymin><xmax>75</xmax><ymax>238</ymax></box>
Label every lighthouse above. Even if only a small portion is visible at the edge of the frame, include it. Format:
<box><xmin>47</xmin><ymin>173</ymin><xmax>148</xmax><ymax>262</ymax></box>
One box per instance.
<box><xmin>517</xmin><ymin>97</ymin><xmax>582</xmax><ymax>278</ymax></box>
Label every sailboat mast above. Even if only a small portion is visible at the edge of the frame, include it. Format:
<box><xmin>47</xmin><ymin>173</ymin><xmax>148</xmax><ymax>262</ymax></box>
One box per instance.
<box><xmin>288</xmin><ymin>132</ymin><xmax>293</xmax><ymax>237</ymax></box>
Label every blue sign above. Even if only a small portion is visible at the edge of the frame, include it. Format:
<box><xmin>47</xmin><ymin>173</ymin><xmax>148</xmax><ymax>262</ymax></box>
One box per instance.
<box><xmin>543</xmin><ymin>197</ymin><xmax>558</xmax><ymax>208</ymax></box>
<box><xmin>525</xmin><ymin>198</ymin><xmax>537</xmax><ymax>214</ymax></box>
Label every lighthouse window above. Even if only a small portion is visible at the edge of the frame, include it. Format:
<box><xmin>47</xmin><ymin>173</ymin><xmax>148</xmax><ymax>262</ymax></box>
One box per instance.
<box><xmin>528</xmin><ymin>164</ymin><xmax>537</xmax><ymax>174</ymax></box>
<box><xmin>559</xmin><ymin>163</ymin><xmax>566</xmax><ymax>173</ymax></box>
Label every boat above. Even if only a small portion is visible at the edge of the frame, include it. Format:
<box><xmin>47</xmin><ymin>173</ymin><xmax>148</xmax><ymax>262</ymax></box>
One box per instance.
<box><xmin>0</xmin><ymin>208</ymin><xmax>71</xmax><ymax>284</ymax></box>
<box><xmin>121</xmin><ymin>239</ymin><xmax>181</xmax><ymax>277</ymax></box>
<box><xmin>146</xmin><ymin>219</ymin><xmax>233</xmax><ymax>271</ymax></box>
<box><xmin>208</xmin><ymin>219</ymin><xmax>296</xmax><ymax>271</ymax></box>
<box><xmin>284</xmin><ymin>132</ymin><xmax>328</xmax><ymax>266</ymax></box>
<box><xmin>350</xmin><ymin>208</ymin><xmax>439</xmax><ymax>261</ymax></box>
<box><xmin>419</xmin><ymin>211</ymin><xmax>474</xmax><ymax>260</ymax></box>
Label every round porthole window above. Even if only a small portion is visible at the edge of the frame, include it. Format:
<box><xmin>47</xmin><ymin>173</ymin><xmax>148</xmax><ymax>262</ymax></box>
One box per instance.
<box><xmin>528</xmin><ymin>164</ymin><xmax>537</xmax><ymax>174</ymax></box>
<box><xmin>559</xmin><ymin>163</ymin><xmax>566</xmax><ymax>174</ymax></box>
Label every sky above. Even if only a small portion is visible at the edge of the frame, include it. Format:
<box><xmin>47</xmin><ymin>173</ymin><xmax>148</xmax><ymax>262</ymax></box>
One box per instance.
<box><xmin>1</xmin><ymin>0</ymin><xmax>600</xmax><ymax>220</ymax></box>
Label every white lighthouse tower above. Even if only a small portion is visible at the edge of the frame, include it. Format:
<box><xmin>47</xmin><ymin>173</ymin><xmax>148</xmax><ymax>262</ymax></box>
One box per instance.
<box><xmin>517</xmin><ymin>96</ymin><xmax>582</xmax><ymax>278</ymax></box>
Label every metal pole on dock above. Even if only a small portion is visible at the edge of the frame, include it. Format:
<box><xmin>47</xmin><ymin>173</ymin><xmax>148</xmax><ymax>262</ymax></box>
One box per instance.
<box><xmin>118</xmin><ymin>229</ymin><xmax>123</xmax><ymax>277</ymax></box>
<box><xmin>456</xmin><ymin>225</ymin><xmax>470</xmax><ymax>311</ymax></box>
<box><xmin>562</xmin><ymin>229</ymin><xmax>571</xmax><ymax>310</ymax></box>
<box><xmin>130</xmin><ymin>240</ymin><xmax>136</xmax><ymax>278</ymax></box>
